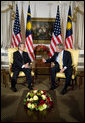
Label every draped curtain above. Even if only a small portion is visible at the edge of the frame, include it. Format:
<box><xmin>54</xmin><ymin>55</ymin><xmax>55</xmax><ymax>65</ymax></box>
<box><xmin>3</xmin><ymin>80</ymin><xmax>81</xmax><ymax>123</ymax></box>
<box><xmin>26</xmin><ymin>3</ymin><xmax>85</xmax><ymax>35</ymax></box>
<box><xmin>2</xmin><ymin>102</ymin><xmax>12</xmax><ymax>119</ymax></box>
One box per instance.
<box><xmin>76</xmin><ymin>12</ymin><xmax>84</xmax><ymax>49</ymax></box>
<box><xmin>1</xmin><ymin>3</ymin><xmax>12</xmax><ymax>49</ymax></box>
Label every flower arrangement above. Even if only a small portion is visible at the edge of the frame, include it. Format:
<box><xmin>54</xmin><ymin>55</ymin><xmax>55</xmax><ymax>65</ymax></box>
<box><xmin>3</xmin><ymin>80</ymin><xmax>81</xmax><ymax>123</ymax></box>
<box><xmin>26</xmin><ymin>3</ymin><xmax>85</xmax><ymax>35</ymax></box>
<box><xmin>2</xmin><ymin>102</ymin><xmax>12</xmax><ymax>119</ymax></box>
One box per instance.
<box><xmin>34</xmin><ymin>45</ymin><xmax>49</xmax><ymax>53</ymax></box>
<box><xmin>24</xmin><ymin>89</ymin><xmax>53</xmax><ymax>111</ymax></box>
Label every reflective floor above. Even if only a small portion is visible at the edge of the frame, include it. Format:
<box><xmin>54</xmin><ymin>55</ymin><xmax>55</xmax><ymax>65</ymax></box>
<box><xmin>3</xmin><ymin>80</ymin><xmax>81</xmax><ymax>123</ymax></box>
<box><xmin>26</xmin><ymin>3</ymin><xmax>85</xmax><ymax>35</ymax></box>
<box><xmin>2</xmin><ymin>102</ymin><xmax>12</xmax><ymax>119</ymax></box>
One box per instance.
<box><xmin>1</xmin><ymin>75</ymin><xmax>84</xmax><ymax>122</ymax></box>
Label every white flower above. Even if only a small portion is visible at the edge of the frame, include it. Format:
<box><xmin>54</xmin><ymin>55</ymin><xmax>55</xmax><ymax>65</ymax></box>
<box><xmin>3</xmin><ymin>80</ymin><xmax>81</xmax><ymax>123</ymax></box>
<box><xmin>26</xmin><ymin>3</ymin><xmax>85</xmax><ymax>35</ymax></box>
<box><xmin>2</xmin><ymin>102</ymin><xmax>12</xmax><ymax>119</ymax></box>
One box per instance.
<box><xmin>33</xmin><ymin>89</ymin><xmax>38</xmax><ymax>94</ymax></box>
<box><xmin>27</xmin><ymin>103</ymin><xmax>32</xmax><ymax>108</ymax></box>
<box><xmin>29</xmin><ymin>98</ymin><xmax>33</xmax><ymax>102</ymax></box>
<box><xmin>33</xmin><ymin>95</ymin><xmax>39</xmax><ymax>100</ymax></box>
<box><xmin>38</xmin><ymin>106</ymin><xmax>44</xmax><ymax>111</ymax></box>
<box><xmin>43</xmin><ymin>104</ymin><xmax>47</xmax><ymax>109</ymax></box>
<box><xmin>27</xmin><ymin>92</ymin><xmax>30</xmax><ymax>96</ymax></box>
<box><xmin>38</xmin><ymin>104</ymin><xmax>47</xmax><ymax>111</ymax></box>
<box><xmin>41</xmin><ymin>95</ymin><xmax>46</xmax><ymax>100</ymax></box>
<box><xmin>31</xmin><ymin>104</ymin><xmax>35</xmax><ymax>109</ymax></box>
<box><xmin>40</xmin><ymin>90</ymin><xmax>44</xmax><ymax>94</ymax></box>
<box><xmin>27</xmin><ymin>98</ymin><xmax>30</xmax><ymax>101</ymax></box>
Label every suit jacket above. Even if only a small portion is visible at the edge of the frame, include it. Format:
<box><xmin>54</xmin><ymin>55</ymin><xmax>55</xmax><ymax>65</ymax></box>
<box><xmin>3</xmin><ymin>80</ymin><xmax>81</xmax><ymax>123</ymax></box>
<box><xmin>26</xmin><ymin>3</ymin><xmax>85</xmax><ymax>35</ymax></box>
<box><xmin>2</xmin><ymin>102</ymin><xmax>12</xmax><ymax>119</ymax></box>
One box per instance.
<box><xmin>12</xmin><ymin>50</ymin><xmax>31</xmax><ymax>71</ymax></box>
<box><xmin>46</xmin><ymin>50</ymin><xmax>72</xmax><ymax>69</ymax></box>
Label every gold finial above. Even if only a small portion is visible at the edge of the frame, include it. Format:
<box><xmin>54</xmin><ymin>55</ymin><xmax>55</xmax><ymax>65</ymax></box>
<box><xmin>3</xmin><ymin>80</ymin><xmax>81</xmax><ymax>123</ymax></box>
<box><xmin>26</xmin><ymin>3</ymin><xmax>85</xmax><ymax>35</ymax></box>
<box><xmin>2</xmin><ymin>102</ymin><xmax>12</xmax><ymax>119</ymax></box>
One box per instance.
<box><xmin>70</xmin><ymin>1</ymin><xmax>71</xmax><ymax>6</ymax></box>
<box><xmin>28</xmin><ymin>1</ymin><xmax>30</xmax><ymax>5</ymax></box>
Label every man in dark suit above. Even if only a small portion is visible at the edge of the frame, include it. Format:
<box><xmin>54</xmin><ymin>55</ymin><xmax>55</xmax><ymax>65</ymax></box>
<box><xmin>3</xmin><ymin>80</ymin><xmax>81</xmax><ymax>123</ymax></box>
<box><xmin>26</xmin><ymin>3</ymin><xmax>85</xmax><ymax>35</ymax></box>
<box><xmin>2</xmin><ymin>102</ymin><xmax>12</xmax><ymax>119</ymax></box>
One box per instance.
<box><xmin>42</xmin><ymin>43</ymin><xmax>73</xmax><ymax>95</ymax></box>
<box><xmin>11</xmin><ymin>42</ymin><xmax>33</xmax><ymax>92</ymax></box>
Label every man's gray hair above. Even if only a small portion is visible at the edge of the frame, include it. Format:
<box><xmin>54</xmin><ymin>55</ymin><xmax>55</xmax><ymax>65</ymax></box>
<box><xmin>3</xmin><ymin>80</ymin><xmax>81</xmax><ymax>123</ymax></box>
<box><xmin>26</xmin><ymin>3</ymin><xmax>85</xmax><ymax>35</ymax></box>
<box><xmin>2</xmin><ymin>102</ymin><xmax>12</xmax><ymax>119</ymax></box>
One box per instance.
<box><xmin>56</xmin><ymin>43</ymin><xmax>64</xmax><ymax>50</ymax></box>
<box><xmin>18</xmin><ymin>42</ymin><xmax>24</xmax><ymax>48</ymax></box>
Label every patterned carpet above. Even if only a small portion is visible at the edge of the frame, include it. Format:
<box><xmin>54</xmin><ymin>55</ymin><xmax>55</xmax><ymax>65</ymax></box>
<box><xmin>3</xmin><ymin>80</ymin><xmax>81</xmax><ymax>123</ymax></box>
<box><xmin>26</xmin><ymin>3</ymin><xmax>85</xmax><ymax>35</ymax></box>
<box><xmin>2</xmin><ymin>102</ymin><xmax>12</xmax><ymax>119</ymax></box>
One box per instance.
<box><xmin>1</xmin><ymin>76</ymin><xmax>84</xmax><ymax>122</ymax></box>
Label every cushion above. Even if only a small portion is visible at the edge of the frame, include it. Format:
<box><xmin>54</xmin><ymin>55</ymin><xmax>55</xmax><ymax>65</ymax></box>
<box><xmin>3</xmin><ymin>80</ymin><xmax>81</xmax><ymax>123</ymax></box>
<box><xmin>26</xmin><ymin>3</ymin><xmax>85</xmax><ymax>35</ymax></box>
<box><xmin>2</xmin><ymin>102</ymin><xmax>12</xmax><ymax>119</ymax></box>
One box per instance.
<box><xmin>10</xmin><ymin>71</ymin><xmax>34</xmax><ymax>77</ymax></box>
<box><xmin>56</xmin><ymin>72</ymin><xmax>77</xmax><ymax>80</ymax></box>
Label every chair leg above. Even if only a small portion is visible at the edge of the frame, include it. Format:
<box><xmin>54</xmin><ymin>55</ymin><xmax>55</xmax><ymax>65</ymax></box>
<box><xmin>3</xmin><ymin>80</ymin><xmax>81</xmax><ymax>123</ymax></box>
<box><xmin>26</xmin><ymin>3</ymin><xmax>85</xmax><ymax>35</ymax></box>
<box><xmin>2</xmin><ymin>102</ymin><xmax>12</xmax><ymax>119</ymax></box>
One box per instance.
<box><xmin>72</xmin><ymin>79</ymin><xmax>74</xmax><ymax>90</ymax></box>
<box><xmin>9</xmin><ymin>75</ymin><xmax>12</xmax><ymax>87</ymax></box>
<box><xmin>75</xmin><ymin>76</ymin><xmax>77</xmax><ymax>85</ymax></box>
<box><xmin>56</xmin><ymin>78</ymin><xmax>60</xmax><ymax>86</ymax></box>
<box><xmin>79</xmin><ymin>76</ymin><xmax>82</xmax><ymax>89</ymax></box>
<box><xmin>32</xmin><ymin>76</ymin><xmax>34</xmax><ymax>87</ymax></box>
<box><xmin>58</xmin><ymin>78</ymin><xmax>60</xmax><ymax>82</ymax></box>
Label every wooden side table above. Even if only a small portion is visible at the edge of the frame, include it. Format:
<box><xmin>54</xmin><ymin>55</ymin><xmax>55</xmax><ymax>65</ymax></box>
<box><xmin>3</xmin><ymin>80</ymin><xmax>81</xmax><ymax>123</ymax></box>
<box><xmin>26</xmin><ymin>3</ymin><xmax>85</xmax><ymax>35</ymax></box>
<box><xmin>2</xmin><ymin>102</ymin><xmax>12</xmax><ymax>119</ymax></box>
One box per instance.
<box><xmin>34</xmin><ymin>59</ymin><xmax>51</xmax><ymax>80</ymax></box>
<box><xmin>77</xmin><ymin>71</ymin><xmax>84</xmax><ymax>88</ymax></box>
<box><xmin>1</xmin><ymin>68</ymin><xmax>9</xmax><ymax>87</ymax></box>
<box><xmin>1</xmin><ymin>69</ymin><xmax>5</xmax><ymax>87</ymax></box>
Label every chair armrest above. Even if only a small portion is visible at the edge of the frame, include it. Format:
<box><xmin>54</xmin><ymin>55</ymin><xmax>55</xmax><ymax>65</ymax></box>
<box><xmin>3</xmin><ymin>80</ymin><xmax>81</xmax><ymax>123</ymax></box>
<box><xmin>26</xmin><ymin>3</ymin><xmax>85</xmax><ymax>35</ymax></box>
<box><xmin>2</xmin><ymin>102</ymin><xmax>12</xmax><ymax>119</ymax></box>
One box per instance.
<box><xmin>30</xmin><ymin>62</ymin><xmax>35</xmax><ymax>72</ymax></box>
<box><xmin>72</xmin><ymin>65</ymin><xmax>77</xmax><ymax>75</ymax></box>
<box><xmin>9</xmin><ymin>64</ymin><xmax>12</xmax><ymax>73</ymax></box>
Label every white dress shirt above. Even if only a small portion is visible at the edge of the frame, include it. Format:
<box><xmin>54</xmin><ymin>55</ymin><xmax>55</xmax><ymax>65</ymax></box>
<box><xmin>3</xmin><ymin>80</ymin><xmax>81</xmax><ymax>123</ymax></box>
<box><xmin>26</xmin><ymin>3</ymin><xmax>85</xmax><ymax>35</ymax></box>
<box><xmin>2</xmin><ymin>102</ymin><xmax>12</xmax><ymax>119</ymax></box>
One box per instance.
<box><xmin>56</xmin><ymin>50</ymin><xmax>67</xmax><ymax>70</ymax></box>
<box><xmin>19</xmin><ymin>50</ymin><xmax>25</xmax><ymax>68</ymax></box>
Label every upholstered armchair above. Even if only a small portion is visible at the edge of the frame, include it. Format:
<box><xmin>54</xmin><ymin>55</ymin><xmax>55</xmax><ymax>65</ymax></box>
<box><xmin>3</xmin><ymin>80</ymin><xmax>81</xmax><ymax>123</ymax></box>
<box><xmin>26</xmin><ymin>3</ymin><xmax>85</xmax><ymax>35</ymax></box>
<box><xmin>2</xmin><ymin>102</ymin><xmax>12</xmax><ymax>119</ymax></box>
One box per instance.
<box><xmin>55</xmin><ymin>49</ymin><xmax>79</xmax><ymax>89</ymax></box>
<box><xmin>8</xmin><ymin>48</ymin><xmax>35</xmax><ymax>85</ymax></box>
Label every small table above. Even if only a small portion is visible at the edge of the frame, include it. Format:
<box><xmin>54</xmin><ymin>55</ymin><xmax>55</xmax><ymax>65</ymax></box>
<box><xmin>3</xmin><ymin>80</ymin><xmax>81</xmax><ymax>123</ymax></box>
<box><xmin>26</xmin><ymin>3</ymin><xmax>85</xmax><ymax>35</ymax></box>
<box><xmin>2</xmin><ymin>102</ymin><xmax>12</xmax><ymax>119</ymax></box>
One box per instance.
<box><xmin>34</xmin><ymin>59</ymin><xmax>51</xmax><ymax>80</ymax></box>
<box><xmin>1</xmin><ymin>67</ymin><xmax>9</xmax><ymax>87</ymax></box>
<box><xmin>77</xmin><ymin>71</ymin><xmax>84</xmax><ymax>88</ymax></box>
<box><xmin>1</xmin><ymin>68</ymin><xmax>5</xmax><ymax>87</ymax></box>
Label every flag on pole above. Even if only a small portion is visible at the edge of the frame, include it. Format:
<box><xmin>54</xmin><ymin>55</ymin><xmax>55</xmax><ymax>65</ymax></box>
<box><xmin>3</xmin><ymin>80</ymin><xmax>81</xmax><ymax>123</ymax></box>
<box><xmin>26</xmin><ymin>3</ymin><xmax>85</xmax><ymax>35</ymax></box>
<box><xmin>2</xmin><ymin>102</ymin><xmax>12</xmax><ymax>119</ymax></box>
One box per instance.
<box><xmin>11</xmin><ymin>4</ymin><xmax>22</xmax><ymax>48</ymax></box>
<box><xmin>65</xmin><ymin>6</ymin><xmax>73</xmax><ymax>49</ymax></box>
<box><xmin>49</xmin><ymin>5</ymin><xmax>62</xmax><ymax>57</ymax></box>
<box><xmin>25</xmin><ymin>5</ymin><xmax>35</xmax><ymax>62</ymax></box>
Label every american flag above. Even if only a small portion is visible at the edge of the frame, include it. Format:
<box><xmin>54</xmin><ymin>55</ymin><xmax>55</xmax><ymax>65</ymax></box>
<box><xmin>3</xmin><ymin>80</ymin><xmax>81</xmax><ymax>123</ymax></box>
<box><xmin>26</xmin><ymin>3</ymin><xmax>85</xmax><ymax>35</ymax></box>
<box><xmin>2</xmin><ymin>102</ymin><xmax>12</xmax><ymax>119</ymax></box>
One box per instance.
<box><xmin>49</xmin><ymin>5</ymin><xmax>62</xmax><ymax>57</ymax></box>
<box><xmin>25</xmin><ymin>5</ymin><xmax>35</xmax><ymax>62</ymax></box>
<box><xmin>65</xmin><ymin>6</ymin><xmax>73</xmax><ymax>49</ymax></box>
<box><xmin>11</xmin><ymin>4</ymin><xmax>22</xmax><ymax>48</ymax></box>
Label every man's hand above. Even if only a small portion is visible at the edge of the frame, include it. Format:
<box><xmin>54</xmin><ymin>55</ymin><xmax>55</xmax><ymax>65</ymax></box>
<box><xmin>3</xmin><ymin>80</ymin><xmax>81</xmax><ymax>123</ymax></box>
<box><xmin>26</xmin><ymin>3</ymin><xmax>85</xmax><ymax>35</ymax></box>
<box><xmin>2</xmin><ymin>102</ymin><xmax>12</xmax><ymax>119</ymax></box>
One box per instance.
<box><xmin>51</xmin><ymin>62</ymin><xmax>55</xmax><ymax>68</ymax></box>
<box><xmin>60</xmin><ymin>68</ymin><xmax>65</xmax><ymax>73</ymax></box>
<box><xmin>25</xmin><ymin>63</ymin><xmax>30</xmax><ymax>68</ymax></box>
<box><xmin>42</xmin><ymin>58</ymin><xmax>46</xmax><ymax>63</ymax></box>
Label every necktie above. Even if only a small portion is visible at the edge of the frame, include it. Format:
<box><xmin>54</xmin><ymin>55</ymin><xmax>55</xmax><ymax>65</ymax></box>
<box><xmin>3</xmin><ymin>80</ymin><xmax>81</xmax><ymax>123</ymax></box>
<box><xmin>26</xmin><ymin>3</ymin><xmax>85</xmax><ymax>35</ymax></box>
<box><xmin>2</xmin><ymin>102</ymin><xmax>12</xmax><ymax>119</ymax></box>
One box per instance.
<box><xmin>59</xmin><ymin>53</ymin><xmax>63</xmax><ymax>69</ymax></box>
<box><xmin>21</xmin><ymin>52</ymin><xmax>24</xmax><ymax>64</ymax></box>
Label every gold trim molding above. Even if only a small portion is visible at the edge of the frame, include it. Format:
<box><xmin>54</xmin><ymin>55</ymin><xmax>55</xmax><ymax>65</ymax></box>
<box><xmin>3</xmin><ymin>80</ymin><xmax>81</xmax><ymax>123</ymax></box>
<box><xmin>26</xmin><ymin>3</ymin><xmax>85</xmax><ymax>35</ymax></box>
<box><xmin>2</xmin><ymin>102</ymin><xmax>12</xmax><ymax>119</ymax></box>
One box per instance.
<box><xmin>1</xmin><ymin>5</ymin><xmax>13</xmax><ymax>13</ymax></box>
<box><xmin>72</xmin><ymin>7</ymin><xmax>84</xmax><ymax>22</ymax></box>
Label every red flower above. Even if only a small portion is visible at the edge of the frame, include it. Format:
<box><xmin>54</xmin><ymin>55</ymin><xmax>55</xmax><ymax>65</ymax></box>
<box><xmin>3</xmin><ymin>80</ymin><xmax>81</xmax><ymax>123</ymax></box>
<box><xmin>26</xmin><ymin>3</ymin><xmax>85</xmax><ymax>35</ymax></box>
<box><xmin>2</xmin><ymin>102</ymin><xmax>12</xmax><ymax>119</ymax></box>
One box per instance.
<box><xmin>34</xmin><ymin>45</ymin><xmax>49</xmax><ymax>52</ymax></box>
<box><xmin>49</xmin><ymin>101</ymin><xmax>53</xmax><ymax>107</ymax></box>
<box><xmin>26</xmin><ymin>102</ymin><xmax>29</xmax><ymax>106</ymax></box>
<box><xmin>40</xmin><ymin>100</ymin><xmax>45</xmax><ymax>104</ymax></box>
<box><xmin>43</xmin><ymin>93</ymin><xmax>47</xmax><ymax>95</ymax></box>
<box><xmin>47</xmin><ymin>97</ymin><xmax>51</xmax><ymax>102</ymax></box>
<box><xmin>34</xmin><ymin>89</ymin><xmax>38</xmax><ymax>91</ymax></box>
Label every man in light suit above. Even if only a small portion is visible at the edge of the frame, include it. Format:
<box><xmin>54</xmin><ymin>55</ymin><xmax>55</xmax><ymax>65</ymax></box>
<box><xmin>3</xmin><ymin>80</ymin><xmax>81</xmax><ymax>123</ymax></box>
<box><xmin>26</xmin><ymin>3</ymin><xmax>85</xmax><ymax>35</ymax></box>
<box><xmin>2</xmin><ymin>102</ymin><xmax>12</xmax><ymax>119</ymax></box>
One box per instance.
<box><xmin>11</xmin><ymin>42</ymin><xmax>33</xmax><ymax>92</ymax></box>
<box><xmin>42</xmin><ymin>43</ymin><xmax>73</xmax><ymax>95</ymax></box>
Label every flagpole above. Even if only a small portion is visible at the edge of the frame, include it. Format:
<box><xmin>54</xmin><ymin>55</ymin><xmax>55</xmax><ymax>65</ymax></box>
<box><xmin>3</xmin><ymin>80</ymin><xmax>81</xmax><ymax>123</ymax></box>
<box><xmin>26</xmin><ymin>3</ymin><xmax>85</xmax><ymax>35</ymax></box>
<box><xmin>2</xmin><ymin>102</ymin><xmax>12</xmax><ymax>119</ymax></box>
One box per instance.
<box><xmin>28</xmin><ymin>1</ymin><xmax>30</xmax><ymax>5</ymax></box>
<box><xmin>70</xmin><ymin>1</ymin><xmax>71</xmax><ymax>5</ymax></box>
<box><xmin>21</xmin><ymin>1</ymin><xmax>25</xmax><ymax>43</ymax></box>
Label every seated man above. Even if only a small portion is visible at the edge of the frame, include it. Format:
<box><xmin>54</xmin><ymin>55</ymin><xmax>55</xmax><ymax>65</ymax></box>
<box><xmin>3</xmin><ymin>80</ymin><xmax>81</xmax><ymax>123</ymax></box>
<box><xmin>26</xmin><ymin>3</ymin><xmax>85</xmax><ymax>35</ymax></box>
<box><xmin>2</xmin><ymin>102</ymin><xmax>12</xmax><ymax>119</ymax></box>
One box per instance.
<box><xmin>42</xmin><ymin>43</ymin><xmax>73</xmax><ymax>95</ymax></box>
<box><xmin>11</xmin><ymin>42</ymin><xmax>33</xmax><ymax>92</ymax></box>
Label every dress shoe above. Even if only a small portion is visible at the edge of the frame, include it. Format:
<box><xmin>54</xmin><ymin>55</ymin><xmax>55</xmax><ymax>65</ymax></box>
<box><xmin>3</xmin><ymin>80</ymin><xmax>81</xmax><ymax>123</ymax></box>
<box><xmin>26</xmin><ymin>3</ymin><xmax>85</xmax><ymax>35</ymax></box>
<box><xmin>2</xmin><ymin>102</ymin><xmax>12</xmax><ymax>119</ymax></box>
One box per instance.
<box><xmin>28</xmin><ymin>86</ymin><xmax>33</xmax><ymax>90</ymax></box>
<box><xmin>50</xmin><ymin>86</ymin><xmax>56</xmax><ymax>90</ymax></box>
<box><xmin>60</xmin><ymin>89</ymin><xmax>67</xmax><ymax>95</ymax></box>
<box><xmin>68</xmin><ymin>82</ymin><xmax>71</xmax><ymax>86</ymax></box>
<box><xmin>55</xmin><ymin>83</ymin><xmax>59</xmax><ymax>87</ymax></box>
<box><xmin>11</xmin><ymin>87</ymin><xmax>17</xmax><ymax>92</ymax></box>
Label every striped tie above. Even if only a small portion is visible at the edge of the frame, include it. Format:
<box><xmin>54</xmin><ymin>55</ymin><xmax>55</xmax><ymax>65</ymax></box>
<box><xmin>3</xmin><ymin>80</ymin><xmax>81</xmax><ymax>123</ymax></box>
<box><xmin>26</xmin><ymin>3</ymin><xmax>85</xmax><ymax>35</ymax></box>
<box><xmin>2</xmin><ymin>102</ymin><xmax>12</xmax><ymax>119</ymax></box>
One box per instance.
<box><xmin>59</xmin><ymin>53</ymin><xmax>63</xmax><ymax>69</ymax></box>
<box><xmin>21</xmin><ymin>52</ymin><xmax>24</xmax><ymax>64</ymax></box>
